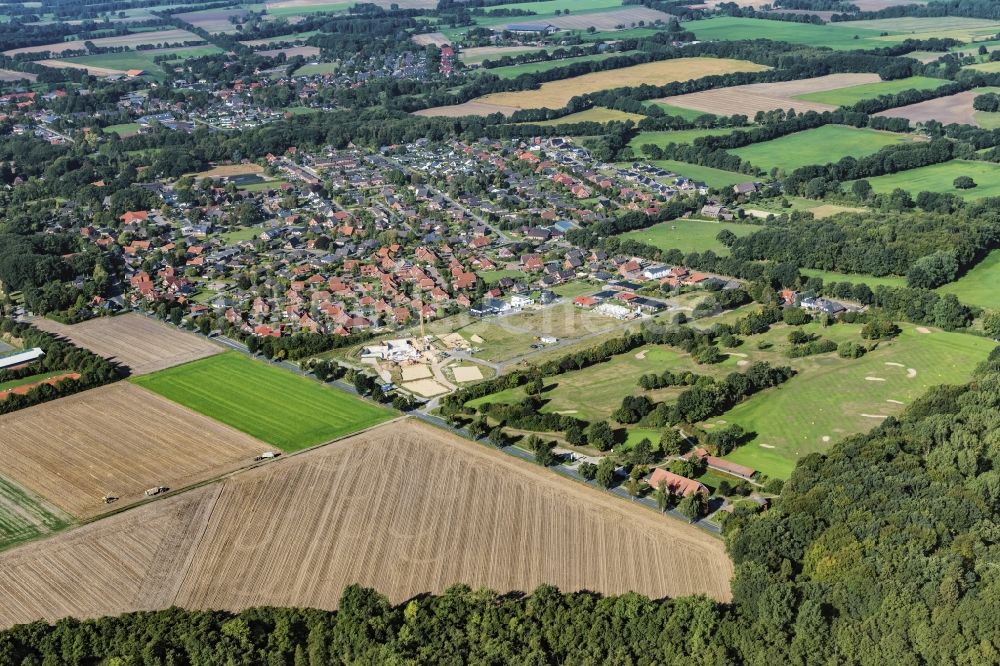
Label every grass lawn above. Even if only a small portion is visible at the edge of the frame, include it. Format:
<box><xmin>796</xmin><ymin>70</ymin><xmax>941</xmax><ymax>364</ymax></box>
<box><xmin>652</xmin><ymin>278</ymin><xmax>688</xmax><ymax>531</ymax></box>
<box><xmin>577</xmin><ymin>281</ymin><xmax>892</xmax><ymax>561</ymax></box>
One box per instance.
<box><xmin>530</xmin><ymin>107</ymin><xmax>645</xmax><ymax>126</ymax></box>
<box><xmin>618</xmin><ymin>218</ymin><xmax>762</xmax><ymax>255</ymax></box>
<box><xmin>937</xmin><ymin>249</ymin><xmax>1000</xmax><ymax>309</ymax></box>
<box><xmin>293</xmin><ymin>62</ymin><xmax>337</xmax><ymax>76</ymax></box>
<box><xmin>132</xmin><ymin>352</ymin><xmax>395</xmax><ymax>452</ymax></box>
<box><xmin>0</xmin><ymin>475</ymin><xmax>68</xmax><ymax>551</ymax></box>
<box><xmin>479</xmin><ymin>269</ymin><xmax>523</xmax><ymax>285</ymax></box>
<box><xmin>730</xmin><ymin>125</ymin><xmax>917</xmax><ymax>172</ymax></box>
<box><xmin>799</xmin><ymin>268</ymin><xmax>908</xmax><ymax>289</ymax></box>
<box><xmin>104</xmin><ymin>123</ymin><xmax>141</xmax><ymax>136</ymax></box>
<box><xmin>644</xmin><ymin>102</ymin><xmax>718</xmax><ymax>121</ymax></box>
<box><xmin>974</xmin><ymin>111</ymin><xmax>1000</xmax><ymax>129</ymax></box>
<box><xmin>714</xmin><ymin>324</ymin><xmax>994</xmax><ymax>479</ymax></box>
<box><xmin>861</xmin><ymin>160</ymin><xmax>1000</xmax><ymax>200</ymax></box>
<box><xmin>682</xmin><ymin>16</ymin><xmax>892</xmax><ymax>50</ymax></box>
<box><xmin>484</xmin><ymin>51</ymin><xmax>636</xmax><ymax>79</ymax></box>
<box><xmin>266</xmin><ymin>2</ymin><xmax>353</xmax><ymax>18</ymax></box>
<box><xmin>629</xmin><ymin>128</ymin><xmax>737</xmax><ymax>154</ymax></box>
<box><xmin>64</xmin><ymin>46</ymin><xmax>221</xmax><ymax>78</ymax></box>
<box><xmin>794</xmin><ymin>75</ymin><xmax>949</xmax><ymax>107</ymax></box>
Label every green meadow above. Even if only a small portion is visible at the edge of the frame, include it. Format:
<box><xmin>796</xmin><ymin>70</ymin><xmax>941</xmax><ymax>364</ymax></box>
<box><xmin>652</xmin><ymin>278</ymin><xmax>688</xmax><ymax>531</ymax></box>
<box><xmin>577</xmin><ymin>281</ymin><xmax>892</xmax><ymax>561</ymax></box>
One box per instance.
<box><xmin>133</xmin><ymin>352</ymin><xmax>395</xmax><ymax>452</ymax></box>
<box><xmin>619</xmin><ymin>218</ymin><xmax>762</xmax><ymax>255</ymax></box>
<box><xmin>937</xmin><ymin>249</ymin><xmax>1000</xmax><ymax>310</ymax></box>
<box><xmin>729</xmin><ymin>125</ymin><xmax>917</xmax><ymax>172</ymax></box>
<box><xmin>794</xmin><ymin>76</ymin><xmax>949</xmax><ymax>107</ymax></box>
<box><xmin>861</xmin><ymin>160</ymin><xmax>1000</xmax><ymax>200</ymax></box>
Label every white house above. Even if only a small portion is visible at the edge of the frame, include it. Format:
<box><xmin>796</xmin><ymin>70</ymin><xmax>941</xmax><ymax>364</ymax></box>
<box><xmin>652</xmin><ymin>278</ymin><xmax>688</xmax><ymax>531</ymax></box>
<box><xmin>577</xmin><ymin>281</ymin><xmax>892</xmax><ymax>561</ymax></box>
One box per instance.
<box><xmin>0</xmin><ymin>347</ymin><xmax>44</xmax><ymax>370</ymax></box>
<box><xmin>510</xmin><ymin>294</ymin><xmax>535</xmax><ymax>309</ymax></box>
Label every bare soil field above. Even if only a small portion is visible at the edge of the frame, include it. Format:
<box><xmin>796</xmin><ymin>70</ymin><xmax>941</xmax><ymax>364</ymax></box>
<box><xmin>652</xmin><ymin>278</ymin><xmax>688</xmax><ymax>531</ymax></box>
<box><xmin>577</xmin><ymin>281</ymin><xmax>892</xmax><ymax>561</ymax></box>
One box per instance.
<box><xmin>658</xmin><ymin>73</ymin><xmax>879</xmax><ymax>116</ymax></box>
<box><xmin>174</xmin><ymin>8</ymin><xmax>249</xmax><ymax>34</ymax></box>
<box><xmin>258</xmin><ymin>45</ymin><xmax>320</xmax><ymax>58</ymax></box>
<box><xmin>853</xmin><ymin>0</ymin><xmax>927</xmax><ymax>8</ymax></box>
<box><xmin>36</xmin><ymin>60</ymin><xmax>124</xmax><ymax>76</ymax></box>
<box><xmin>0</xmin><ymin>419</ymin><xmax>732</xmax><ymax>627</ymax></box>
<box><xmin>0</xmin><ymin>382</ymin><xmax>267</xmax><ymax>519</ymax></box>
<box><xmin>546</xmin><ymin>7</ymin><xmax>674</xmax><ymax>31</ymax></box>
<box><xmin>411</xmin><ymin>31</ymin><xmax>450</xmax><ymax>47</ymax></box>
<box><xmin>3</xmin><ymin>29</ymin><xmax>202</xmax><ymax>56</ymax></box>
<box><xmin>874</xmin><ymin>89</ymin><xmax>984</xmax><ymax>125</ymax></box>
<box><xmin>419</xmin><ymin>57</ymin><xmax>769</xmax><ymax>116</ymax></box>
<box><xmin>31</xmin><ymin>313</ymin><xmax>221</xmax><ymax>375</ymax></box>
<box><xmin>0</xmin><ymin>68</ymin><xmax>36</xmax><ymax>81</ymax></box>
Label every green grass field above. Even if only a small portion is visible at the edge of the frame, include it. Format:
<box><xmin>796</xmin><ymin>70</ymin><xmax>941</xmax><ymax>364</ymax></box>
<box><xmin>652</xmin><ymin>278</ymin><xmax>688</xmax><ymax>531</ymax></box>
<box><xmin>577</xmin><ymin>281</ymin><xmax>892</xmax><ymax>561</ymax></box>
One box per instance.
<box><xmin>105</xmin><ymin>122</ymin><xmax>141</xmax><ymax>136</ymax></box>
<box><xmin>715</xmin><ymin>324</ymin><xmax>994</xmax><ymax>478</ymax></box>
<box><xmin>0</xmin><ymin>475</ymin><xmax>69</xmax><ymax>551</ymax></box>
<box><xmin>629</xmin><ymin>128</ymin><xmax>737</xmax><ymax>154</ymax></box>
<box><xmin>530</xmin><ymin>106</ymin><xmax>645</xmax><ymax>126</ymax></box>
<box><xmin>619</xmin><ymin>218</ymin><xmax>762</xmax><ymax>255</ymax></box>
<box><xmin>799</xmin><ymin>268</ymin><xmax>908</xmax><ymax>289</ymax></box>
<box><xmin>937</xmin><ymin>249</ymin><xmax>1000</xmax><ymax>309</ymax></box>
<box><xmin>484</xmin><ymin>51</ymin><xmax>635</xmax><ymax>79</ymax></box>
<box><xmin>730</xmin><ymin>125</ymin><xmax>917</xmax><ymax>172</ymax></box>
<box><xmin>831</xmin><ymin>16</ymin><xmax>1000</xmax><ymax>42</ymax></box>
<box><xmin>682</xmin><ymin>16</ymin><xmax>892</xmax><ymax>50</ymax></box>
<box><xmin>478</xmin><ymin>269</ymin><xmax>524</xmax><ymax>285</ymax></box>
<box><xmin>861</xmin><ymin>160</ymin><xmax>1000</xmax><ymax>200</ymax></box>
<box><xmin>266</xmin><ymin>2</ymin><xmax>353</xmax><ymax>18</ymax></box>
<box><xmin>293</xmin><ymin>62</ymin><xmax>337</xmax><ymax>76</ymax></box>
<box><xmin>473</xmin><ymin>0</ymin><xmax>624</xmax><ymax>28</ymax></box>
<box><xmin>644</xmin><ymin>102</ymin><xmax>718</xmax><ymax>121</ymax></box>
<box><xmin>132</xmin><ymin>352</ymin><xmax>395</xmax><ymax>451</ymax></box>
<box><xmin>0</xmin><ymin>370</ymin><xmax>69</xmax><ymax>392</ymax></box>
<box><xmin>794</xmin><ymin>76</ymin><xmax>948</xmax><ymax>107</ymax></box>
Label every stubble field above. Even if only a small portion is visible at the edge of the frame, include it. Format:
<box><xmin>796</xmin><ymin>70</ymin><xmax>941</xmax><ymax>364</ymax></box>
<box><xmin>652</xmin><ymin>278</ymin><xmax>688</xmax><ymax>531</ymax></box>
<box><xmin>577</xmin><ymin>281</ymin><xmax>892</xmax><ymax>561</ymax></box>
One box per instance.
<box><xmin>417</xmin><ymin>58</ymin><xmax>769</xmax><ymax>116</ymax></box>
<box><xmin>0</xmin><ymin>419</ymin><xmax>733</xmax><ymax>628</ymax></box>
<box><xmin>0</xmin><ymin>382</ymin><xmax>268</xmax><ymax>519</ymax></box>
<box><xmin>31</xmin><ymin>313</ymin><xmax>221</xmax><ymax>375</ymax></box>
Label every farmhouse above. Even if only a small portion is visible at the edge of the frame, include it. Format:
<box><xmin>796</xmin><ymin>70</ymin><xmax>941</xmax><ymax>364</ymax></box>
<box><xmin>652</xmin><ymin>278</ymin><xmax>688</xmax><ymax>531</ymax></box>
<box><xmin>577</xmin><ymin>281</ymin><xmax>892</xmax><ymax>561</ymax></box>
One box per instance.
<box><xmin>0</xmin><ymin>347</ymin><xmax>44</xmax><ymax>370</ymax></box>
<box><xmin>646</xmin><ymin>468</ymin><xmax>708</xmax><ymax>497</ymax></box>
<box><xmin>693</xmin><ymin>448</ymin><xmax>756</xmax><ymax>480</ymax></box>
<box><xmin>504</xmin><ymin>22</ymin><xmax>559</xmax><ymax>36</ymax></box>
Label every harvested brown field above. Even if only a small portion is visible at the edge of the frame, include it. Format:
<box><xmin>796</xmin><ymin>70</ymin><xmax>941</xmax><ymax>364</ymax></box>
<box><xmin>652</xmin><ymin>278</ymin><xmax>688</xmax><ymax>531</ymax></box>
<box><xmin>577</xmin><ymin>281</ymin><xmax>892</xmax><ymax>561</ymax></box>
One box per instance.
<box><xmin>194</xmin><ymin>163</ymin><xmax>265</xmax><ymax>178</ymax></box>
<box><xmin>0</xmin><ymin>68</ymin><xmax>36</xmax><ymax>82</ymax></box>
<box><xmin>658</xmin><ymin>73</ymin><xmax>880</xmax><ymax>116</ymax></box>
<box><xmin>36</xmin><ymin>59</ymin><xmax>124</xmax><ymax>76</ymax></box>
<box><xmin>418</xmin><ymin>57</ymin><xmax>769</xmax><ymax>116</ymax></box>
<box><xmin>3</xmin><ymin>29</ymin><xmax>202</xmax><ymax>56</ymax></box>
<box><xmin>258</xmin><ymin>45</ymin><xmax>320</xmax><ymax>58</ymax></box>
<box><xmin>0</xmin><ymin>419</ymin><xmax>732</xmax><ymax>627</ymax></box>
<box><xmin>874</xmin><ymin>89</ymin><xmax>984</xmax><ymax>126</ymax></box>
<box><xmin>30</xmin><ymin>313</ymin><xmax>221</xmax><ymax>375</ymax></box>
<box><xmin>411</xmin><ymin>31</ymin><xmax>450</xmax><ymax>47</ymax></box>
<box><xmin>175</xmin><ymin>8</ymin><xmax>248</xmax><ymax>34</ymax></box>
<box><xmin>546</xmin><ymin>7</ymin><xmax>674</xmax><ymax>31</ymax></box>
<box><xmin>0</xmin><ymin>382</ymin><xmax>267</xmax><ymax>520</ymax></box>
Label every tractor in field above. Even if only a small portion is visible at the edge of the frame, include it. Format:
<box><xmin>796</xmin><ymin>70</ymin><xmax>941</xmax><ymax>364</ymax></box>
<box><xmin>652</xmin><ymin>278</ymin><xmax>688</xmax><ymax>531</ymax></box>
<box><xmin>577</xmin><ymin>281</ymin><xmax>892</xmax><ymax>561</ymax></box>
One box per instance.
<box><xmin>101</xmin><ymin>494</ymin><xmax>119</xmax><ymax>504</ymax></box>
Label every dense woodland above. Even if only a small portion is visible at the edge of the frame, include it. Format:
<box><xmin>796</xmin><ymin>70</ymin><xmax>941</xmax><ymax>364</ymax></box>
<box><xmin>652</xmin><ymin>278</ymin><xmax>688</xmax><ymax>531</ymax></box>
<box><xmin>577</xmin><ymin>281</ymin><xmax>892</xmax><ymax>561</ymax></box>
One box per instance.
<box><xmin>6</xmin><ymin>347</ymin><xmax>1000</xmax><ymax>663</ymax></box>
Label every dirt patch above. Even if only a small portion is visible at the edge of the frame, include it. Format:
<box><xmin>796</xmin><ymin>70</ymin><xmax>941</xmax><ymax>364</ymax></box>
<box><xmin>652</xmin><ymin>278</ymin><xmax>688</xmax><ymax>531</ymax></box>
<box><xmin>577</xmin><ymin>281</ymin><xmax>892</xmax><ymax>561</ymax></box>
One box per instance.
<box><xmin>36</xmin><ymin>60</ymin><xmax>124</xmax><ymax>76</ymax></box>
<box><xmin>875</xmin><ymin>90</ymin><xmax>984</xmax><ymax>126</ymax></box>
<box><xmin>452</xmin><ymin>365</ymin><xmax>484</xmax><ymax>382</ymax></box>
<box><xmin>860</xmin><ymin>413</ymin><xmax>888</xmax><ymax>418</ymax></box>
<box><xmin>0</xmin><ymin>372</ymin><xmax>79</xmax><ymax>400</ymax></box>
<box><xmin>0</xmin><ymin>68</ymin><xmax>36</xmax><ymax>82</ymax></box>
<box><xmin>439</xmin><ymin>333</ymin><xmax>467</xmax><ymax>348</ymax></box>
<box><xmin>884</xmin><ymin>362</ymin><xmax>905</xmax><ymax>367</ymax></box>
<box><xmin>658</xmin><ymin>73</ymin><xmax>878</xmax><ymax>116</ymax></box>
<box><xmin>886</xmin><ymin>399</ymin><xmax>904</xmax><ymax>404</ymax></box>
<box><xmin>635</xmin><ymin>350</ymin><xmax>647</xmax><ymax>359</ymax></box>
<box><xmin>865</xmin><ymin>376</ymin><xmax>886</xmax><ymax>382</ymax></box>
<box><xmin>759</xmin><ymin>443</ymin><xmax>775</xmax><ymax>448</ymax></box>
<box><xmin>907</xmin><ymin>368</ymin><xmax>917</xmax><ymax>378</ymax></box>
<box><xmin>401</xmin><ymin>364</ymin><xmax>433</xmax><ymax>381</ymax></box>
<box><xmin>0</xmin><ymin>383</ymin><xmax>266</xmax><ymax>520</ymax></box>
<box><xmin>470</xmin><ymin>334</ymin><xmax>485</xmax><ymax>344</ymax></box>
<box><xmin>0</xmin><ymin>419</ymin><xmax>733</xmax><ymax>627</ymax></box>
<box><xmin>402</xmin><ymin>379</ymin><xmax>449</xmax><ymax>396</ymax></box>
<box><xmin>737</xmin><ymin>360</ymin><xmax>750</xmax><ymax>367</ymax></box>
<box><xmin>175</xmin><ymin>9</ymin><xmax>248</xmax><ymax>34</ymax></box>
<box><xmin>821</xmin><ymin>435</ymin><xmax>831</xmax><ymax>442</ymax></box>
<box><xmin>916</xmin><ymin>326</ymin><xmax>931</xmax><ymax>333</ymax></box>
<box><xmin>194</xmin><ymin>163</ymin><xmax>265</xmax><ymax>179</ymax></box>
<box><xmin>412</xmin><ymin>31</ymin><xmax>450</xmax><ymax>47</ymax></box>
<box><xmin>30</xmin><ymin>314</ymin><xmax>221</xmax><ymax>375</ymax></box>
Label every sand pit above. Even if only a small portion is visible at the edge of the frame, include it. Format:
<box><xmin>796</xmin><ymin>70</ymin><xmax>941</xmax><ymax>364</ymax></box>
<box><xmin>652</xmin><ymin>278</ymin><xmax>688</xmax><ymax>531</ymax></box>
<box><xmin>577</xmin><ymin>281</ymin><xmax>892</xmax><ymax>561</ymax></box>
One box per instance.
<box><xmin>635</xmin><ymin>350</ymin><xmax>648</xmax><ymax>359</ymax></box>
<box><xmin>861</xmin><ymin>413</ymin><xmax>888</xmax><ymax>418</ymax></box>
<box><xmin>916</xmin><ymin>326</ymin><xmax>931</xmax><ymax>333</ymax></box>
<box><xmin>759</xmin><ymin>443</ymin><xmax>775</xmax><ymax>449</ymax></box>
<box><xmin>470</xmin><ymin>334</ymin><xmax>485</xmax><ymax>343</ymax></box>
<box><xmin>452</xmin><ymin>365</ymin><xmax>484</xmax><ymax>382</ymax></box>
<box><xmin>907</xmin><ymin>368</ymin><xmax>917</xmax><ymax>378</ymax></box>
<box><xmin>865</xmin><ymin>376</ymin><xmax>886</xmax><ymax>381</ymax></box>
<box><xmin>886</xmin><ymin>399</ymin><xmax>904</xmax><ymax>404</ymax></box>
<box><xmin>657</xmin><ymin>73</ymin><xmax>879</xmax><ymax>117</ymax></box>
<box><xmin>401</xmin><ymin>364</ymin><xmax>433</xmax><ymax>381</ymax></box>
<box><xmin>884</xmin><ymin>362</ymin><xmax>905</xmax><ymax>367</ymax></box>
<box><xmin>821</xmin><ymin>436</ymin><xmax>831</xmax><ymax>442</ymax></box>
<box><xmin>403</xmin><ymin>379</ymin><xmax>449</xmax><ymax>397</ymax></box>
<box><xmin>439</xmin><ymin>333</ymin><xmax>467</xmax><ymax>349</ymax></box>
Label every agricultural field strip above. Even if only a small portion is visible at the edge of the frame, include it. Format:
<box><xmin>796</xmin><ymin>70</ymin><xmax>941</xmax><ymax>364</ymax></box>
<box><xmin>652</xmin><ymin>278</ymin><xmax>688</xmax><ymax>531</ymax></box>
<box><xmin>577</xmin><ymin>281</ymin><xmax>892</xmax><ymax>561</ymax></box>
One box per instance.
<box><xmin>0</xmin><ymin>382</ymin><xmax>268</xmax><ymax>520</ymax></box>
<box><xmin>0</xmin><ymin>419</ymin><xmax>732</xmax><ymax>628</ymax></box>
<box><xmin>29</xmin><ymin>313</ymin><xmax>221</xmax><ymax>375</ymax></box>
